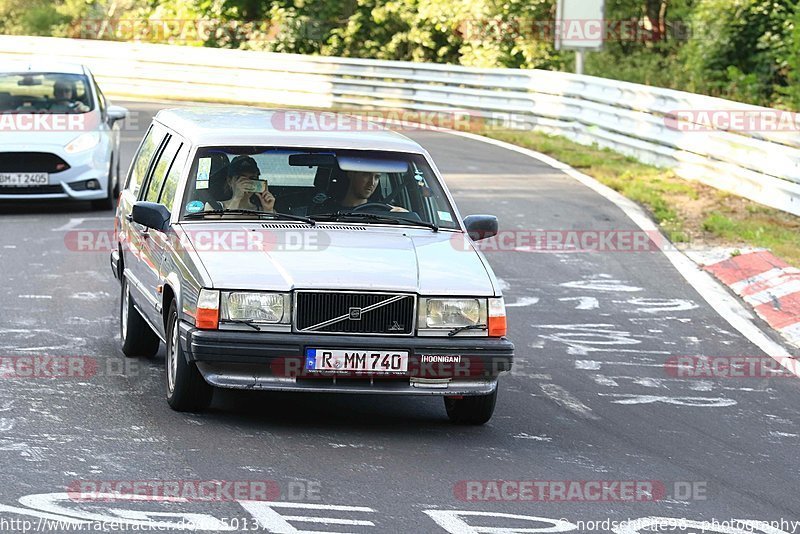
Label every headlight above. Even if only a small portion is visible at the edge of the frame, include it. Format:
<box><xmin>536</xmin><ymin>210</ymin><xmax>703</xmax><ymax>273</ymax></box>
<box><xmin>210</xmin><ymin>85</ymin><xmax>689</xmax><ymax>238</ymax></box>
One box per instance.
<box><xmin>65</xmin><ymin>132</ymin><xmax>100</xmax><ymax>153</ymax></box>
<box><xmin>222</xmin><ymin>292</ymin><xmax>288</xmax><ymax>323</ymax></box>
<box><xmin>425</xmin><ymin>298</ymin><xmax>483</xmax><ymax>328</ymax></box>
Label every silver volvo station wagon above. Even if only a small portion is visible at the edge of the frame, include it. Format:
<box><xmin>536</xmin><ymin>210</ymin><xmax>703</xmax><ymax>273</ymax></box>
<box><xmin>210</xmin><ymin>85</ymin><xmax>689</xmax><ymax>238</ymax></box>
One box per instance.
<box><xmin>113</xmin><ymin>108</ymin><xmax>514</xmax><ymax>424</ymax></box>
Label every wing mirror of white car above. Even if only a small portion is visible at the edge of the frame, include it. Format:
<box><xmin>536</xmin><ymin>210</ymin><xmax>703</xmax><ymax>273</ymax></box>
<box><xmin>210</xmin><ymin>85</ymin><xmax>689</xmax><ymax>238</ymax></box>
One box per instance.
<box><xmin>131</xmin><ymin>201</ymin><xmax>171</xmax><ymax>232</ymax></box>
<box><xmin>107</xmin><ymin>105</ymin><xmax>128</xmax><ymax>123</ymax></box>
<box><xmin>463</xmin><ymin>214</ymin><xmax>498</xmax><ymax>241</ymax></box>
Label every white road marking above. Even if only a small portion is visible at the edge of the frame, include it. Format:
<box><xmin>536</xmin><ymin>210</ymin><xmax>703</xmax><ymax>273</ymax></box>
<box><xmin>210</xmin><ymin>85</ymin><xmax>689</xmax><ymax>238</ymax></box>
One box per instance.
<box><xmin>591</xmin><ymin>374</ymin><xmax>620</xmax><ymax>387</ymax></box>
<box><xmin>558</xmin><ymin>296</ymin><xmax>599</xmax><ymax>310</ymax></box>
<box><xmin>17</xmin><ymin>295</ymin><xmax>53</xmax><ymax>299</ymax></box>
<box><xmin>598</xmin><ymin>393</ymin><xmax>737</xmax><ymax>407</ymax></box>
<box><xmin>51</xmin><ymin>217</ymin><xmax>111</xmax><ymax>232</ymax></box>
<box><xmin>513</xmin><ymin>433</ymin><xmax>553</xmax><ymax>441</ymax></box>
<box><xmin>538</xmin><ymin>383</ymin><xmax>599</xmax><ymax>420</ymax></box>
<box><xmin>506</xmin><ymin>296</ymin><xmax>539</xmax><ymax>308</ymax></box>
<box><xmin>240</xmin><ymin>500</ymin><xmax>376</xmax><ymax>531</ymax></box>
<box><xmin>561</xmin><ymin>278</ymin><xmax>643</xmax><ymax>292</ymax></box>
<box><xmin>70</xmin><ymin>291</ymin><xmax>111</xmax><ymax>301</ymax></box>
<box><xmin>619</xmin><ymin>297</ymin><xmax>699</xmax><ymax>314</ymax></box>
<box><xmin>538</xmin><ymin>324</ymin><xmax>670</xmax><ymax>355</ymax></box>
<box><xmin>575</xmin><ymin>360</ymin><xmax>669</xmax><ymax>370</ymax></box>
<box><xmin>425</xmin><ymin>510</ymin><xmax>577</xmax><ymax>533</ymax></box>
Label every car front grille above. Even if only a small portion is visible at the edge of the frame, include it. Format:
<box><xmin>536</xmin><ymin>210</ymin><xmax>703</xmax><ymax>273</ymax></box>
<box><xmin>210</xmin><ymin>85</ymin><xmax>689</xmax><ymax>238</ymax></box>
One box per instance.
<box><xmin>0</xmin><ymin>152</ymin><xmax>71</xmax><ymax>173</ymax></box>
<box><xmin>296</xmin><ymin>292</ymin><xmax>415</xmax><ymax>335</ymax></box>
<box><xmin>0</xmin><ymin>184</ymin><xmax>64</xmax><ymax>195</ymax></box>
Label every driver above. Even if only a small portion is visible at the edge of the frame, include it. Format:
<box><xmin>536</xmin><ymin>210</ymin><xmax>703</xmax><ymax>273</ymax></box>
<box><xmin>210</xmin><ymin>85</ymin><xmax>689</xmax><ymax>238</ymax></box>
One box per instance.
<box><xmin>335</xmin><ymin>171</ymin><xmax>406</xmax><ymax>212</ymax></box>
<box><xmin>49</xmin><ymin>80</ymin><xmax>89</xmax><ymax>113</ymax></box>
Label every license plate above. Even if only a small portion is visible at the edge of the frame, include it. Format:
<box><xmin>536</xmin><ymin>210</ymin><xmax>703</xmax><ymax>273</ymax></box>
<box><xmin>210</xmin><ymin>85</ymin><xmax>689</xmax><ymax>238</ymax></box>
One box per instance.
<box><xmin>305</xmin><ymin>348</ymin><xmax>409</xmax><ymax>374</ymax></box>
<box><xmin>0</xmin><ymin>173</ymin><xmax>49</xmax><ymax>187</ymax></box>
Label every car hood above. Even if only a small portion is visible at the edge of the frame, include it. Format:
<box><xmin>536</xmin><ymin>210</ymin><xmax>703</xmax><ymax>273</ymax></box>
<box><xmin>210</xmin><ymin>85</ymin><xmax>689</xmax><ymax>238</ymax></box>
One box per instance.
<box><xmin>0</xmin><ymin>113</ymin><xmax>103</xmax><ymax>148</ymax></box>
<box><xmin>178</xmin><ymin>222</ymin><xmax>498</xmax><ymax>295</ymax></box>
<box><xmin>0</xmin><ymin>130</ymin><xmax>85</xmax><ymax>148</ymax></box>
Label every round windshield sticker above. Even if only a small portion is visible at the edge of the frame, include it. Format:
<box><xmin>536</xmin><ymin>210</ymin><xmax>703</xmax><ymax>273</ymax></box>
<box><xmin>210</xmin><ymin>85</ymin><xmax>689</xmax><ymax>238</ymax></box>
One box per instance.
<box><xmin>186</xmin><ymin>200</ymin><xmax>204</xmax><ymax>213</ymax></box>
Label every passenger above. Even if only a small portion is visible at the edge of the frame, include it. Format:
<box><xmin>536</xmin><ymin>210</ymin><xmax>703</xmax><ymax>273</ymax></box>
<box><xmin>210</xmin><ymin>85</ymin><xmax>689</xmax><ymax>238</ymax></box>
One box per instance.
<box><xmin>49</xmin><ymin>80</ymin><xmax>89</xmax><ymax>113</ymax></box>
<box><xmin>208</xmin><ymin>155</ymin><xmax>275</xmax><ymax>212</ymax></box>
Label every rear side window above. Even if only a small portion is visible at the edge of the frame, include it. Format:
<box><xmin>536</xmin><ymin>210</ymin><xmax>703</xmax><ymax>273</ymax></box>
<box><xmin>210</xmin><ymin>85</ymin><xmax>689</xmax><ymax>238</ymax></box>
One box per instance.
<box><xmin>159</xmin><ymin>143</ymin><xmax>188</xmax><ymax>211</ymax></box>
<box><xmin>126</xmin><ymin>123</ymin><xmax>167</xmax><ymax>197</ymax></box>
<box><xmin>144</xmin><ymin>137</ymin><xmax>181</xmax><ymax>203</ymax></box>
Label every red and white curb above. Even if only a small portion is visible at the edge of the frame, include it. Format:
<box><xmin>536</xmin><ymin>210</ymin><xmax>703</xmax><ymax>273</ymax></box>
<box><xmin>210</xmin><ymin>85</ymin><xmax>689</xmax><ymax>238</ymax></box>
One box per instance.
<box><xmin>703</xmin><ymin>250</ymin><xmax>800</xmax><ymax>348</ymax></box>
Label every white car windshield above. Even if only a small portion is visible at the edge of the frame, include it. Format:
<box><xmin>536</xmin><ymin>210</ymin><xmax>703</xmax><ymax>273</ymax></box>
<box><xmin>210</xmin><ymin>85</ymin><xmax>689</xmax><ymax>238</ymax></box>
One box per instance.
<box><xmin>180</xmin><ymin>147</ymin><xmax>460</xmax><ymax>230</ymax></box>
<box><xmin>0</xmin><ymin>72</ymin><xmax>93</xmax><ymax>114</ymax></box>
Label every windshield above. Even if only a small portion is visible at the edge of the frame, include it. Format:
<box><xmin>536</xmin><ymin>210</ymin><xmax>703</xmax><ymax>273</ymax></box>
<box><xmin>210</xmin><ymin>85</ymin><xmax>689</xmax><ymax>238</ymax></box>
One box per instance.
<box><xmin>0</xmin><ymin>72</ymin><xmax>94</xmax><ymax>114</ymax></box>
<box><xmin>179</xmin><ymin>146</ymin><xmax>460</xmax><ymax>230</ymax></box>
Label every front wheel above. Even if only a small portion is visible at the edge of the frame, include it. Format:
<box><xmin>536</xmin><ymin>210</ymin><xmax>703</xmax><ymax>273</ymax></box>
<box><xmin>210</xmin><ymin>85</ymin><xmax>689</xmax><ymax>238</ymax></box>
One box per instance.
<box><xmin>165</xmin><ymin>301</ymin><xmax>213</xmax><ymax>412</ymax></box>
<box><xmin>444</xmin><ymin>389</ymin><xmax>497</xmax><ymax>425</ymax></box>
<box><xmin>120</xmin><ymin>278</ymin><xmax>160</xmax><ymax>358</ymax></box>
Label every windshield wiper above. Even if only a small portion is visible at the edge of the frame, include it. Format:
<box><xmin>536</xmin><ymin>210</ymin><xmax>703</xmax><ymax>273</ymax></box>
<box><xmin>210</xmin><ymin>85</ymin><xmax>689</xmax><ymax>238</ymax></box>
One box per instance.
<box><xmin>222</xmin><ymin>319</ymin><xmax>262</xmax><ymax>331</ymax></box>
<box><xmin>448</xmin><ymin>324</ymin><xmax>487</xmax><ymax>337</ymax></box>
<box><xmin>311</xmin><ymin>211</ymin><xmax>438</xmax><ymax>232</ymax></box>
<box><xmin>184</xmin><ymin>209</ymin><xmax>315</xmax><ymax>225</ymax></box>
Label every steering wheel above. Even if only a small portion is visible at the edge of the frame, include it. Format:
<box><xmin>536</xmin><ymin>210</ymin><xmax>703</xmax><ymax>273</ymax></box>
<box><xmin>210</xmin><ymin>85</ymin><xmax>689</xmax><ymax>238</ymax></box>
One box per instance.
<box><xmin>350</xmin><ymin>202</ymin><xmax>394</xmax><ymax>212</ymax></box>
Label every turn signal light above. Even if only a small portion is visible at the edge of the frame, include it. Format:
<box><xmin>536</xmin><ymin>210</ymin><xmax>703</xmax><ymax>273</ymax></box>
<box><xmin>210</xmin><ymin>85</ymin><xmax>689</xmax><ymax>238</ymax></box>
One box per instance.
<box><xmin>196</xmin><ymin>289</ymin><xmax>220</xmax><ymax>330</ymax></box>
<box><xmin>488</xmin><ymin>297</ymin><xmax>507</xmax><ymax>337</ymax></box>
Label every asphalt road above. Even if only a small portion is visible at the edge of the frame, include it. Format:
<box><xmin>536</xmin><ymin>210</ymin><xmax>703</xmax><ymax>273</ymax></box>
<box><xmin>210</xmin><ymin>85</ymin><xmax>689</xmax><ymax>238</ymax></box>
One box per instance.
<box><xmin>0</xmin><ymin>101</ymin><xmax>798</xmax><ymax>533</ymax></box>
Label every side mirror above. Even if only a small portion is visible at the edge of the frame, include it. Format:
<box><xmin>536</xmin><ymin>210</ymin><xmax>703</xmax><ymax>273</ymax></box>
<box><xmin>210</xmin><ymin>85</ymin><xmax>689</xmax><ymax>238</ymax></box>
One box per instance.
<box><xmin>132</xmin><ymin>201</ymin><xmax>171</xmax><ymax>232</ymax></box>
<box><xmin>107</xmin><ymin>105</ymin><xmax>127</xmax><ymax>123</ymax></box>
<box><xmin>463</xmin><ymin>214</ymin><xmax>498</xmax><ymax>241</ymax></box>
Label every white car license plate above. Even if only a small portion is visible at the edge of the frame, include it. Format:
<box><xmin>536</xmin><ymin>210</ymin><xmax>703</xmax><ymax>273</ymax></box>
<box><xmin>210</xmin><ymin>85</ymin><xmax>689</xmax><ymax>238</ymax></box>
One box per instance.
<box><xmin>0</xmin><ymin>173</ymin><xmax>49</xmax><ymax>187</ymax></box>
<box><xmin>305</xmin><ymin>349</ymin><xmax>409</xmax><ymax>374</ymax></box>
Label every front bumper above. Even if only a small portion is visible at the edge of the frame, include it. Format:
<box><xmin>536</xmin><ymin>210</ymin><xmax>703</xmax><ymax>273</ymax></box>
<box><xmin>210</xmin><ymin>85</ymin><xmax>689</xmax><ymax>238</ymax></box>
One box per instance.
<box><xmin>0</xmin><ymin>144</ymin><xmax>110</xmax><ymax>201</ymax></box>
<box><xmin>180</xmin><ymin>322</ymin><xmax>514</xmax><ymax>396</ymax></box>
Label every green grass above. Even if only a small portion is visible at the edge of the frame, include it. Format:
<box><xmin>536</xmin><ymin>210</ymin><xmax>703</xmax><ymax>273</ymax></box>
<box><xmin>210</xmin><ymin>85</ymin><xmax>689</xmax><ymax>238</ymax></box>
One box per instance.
<box><xmin>703</xmin><ymin>211</ymin><xmax>800</xmax><ymax>265</ymax></box>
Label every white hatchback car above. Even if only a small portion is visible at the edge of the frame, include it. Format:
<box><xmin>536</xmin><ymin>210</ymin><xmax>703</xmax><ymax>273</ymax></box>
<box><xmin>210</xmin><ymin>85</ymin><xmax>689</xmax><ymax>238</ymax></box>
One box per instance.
<box><xmin>0</xmin><ymin>61</ymin><xmax>127</xmax><ymax>209</ymax></box>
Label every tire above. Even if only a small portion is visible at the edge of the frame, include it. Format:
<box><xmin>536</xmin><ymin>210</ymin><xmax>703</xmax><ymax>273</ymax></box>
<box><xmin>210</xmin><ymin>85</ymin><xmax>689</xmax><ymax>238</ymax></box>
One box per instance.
<box><xmin>444</xmin><ymin>389</ymin><xmax>497</xmax><ymax>425</ymax></box>
<box><xmin>165</xmin><ymin>301</ymin><xmax>213</xmax><ymax>412</ymax></box>
<box><xmin>120</xmin><ymin>278</ymin><xmax>160</xmax><ymax>358</ymax></box>
<box><xmin>91</xmin><ymin>153</ymin><xmax>116</xmax><ymax>211</ymax></box>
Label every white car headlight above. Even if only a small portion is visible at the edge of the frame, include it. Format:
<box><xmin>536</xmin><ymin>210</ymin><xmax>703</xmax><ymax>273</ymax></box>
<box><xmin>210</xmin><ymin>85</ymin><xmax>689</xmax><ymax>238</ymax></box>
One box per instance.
<box><xmin>65</xmin><ymin>132</ymin><xmax>100</xmax><ymax>153</ymax></box>
<box><xmin>424</xmin><ymin>298</ymin><xmax>483</xmax><ymax>328</ymax></box>
<box><xmin>222</xmin><ymin>292</ymin><xmax>288</xmax><ymax>324</ymax></box>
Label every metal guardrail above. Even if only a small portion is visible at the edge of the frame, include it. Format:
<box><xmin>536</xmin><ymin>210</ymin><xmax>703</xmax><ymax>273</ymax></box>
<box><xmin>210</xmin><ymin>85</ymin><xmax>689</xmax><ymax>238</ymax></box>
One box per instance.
<box><xmin>2</xmin><ymin>35</ymin><xmax>799</xmax><ymax>216</ymax></box>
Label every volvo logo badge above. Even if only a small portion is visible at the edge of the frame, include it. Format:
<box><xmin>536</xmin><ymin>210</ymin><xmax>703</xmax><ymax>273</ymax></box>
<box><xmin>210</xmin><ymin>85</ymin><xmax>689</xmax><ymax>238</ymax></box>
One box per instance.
<box><xmin>348</xmin><ymin>307</ymin><xmax>362</xmax><ymax>320</ymax></box>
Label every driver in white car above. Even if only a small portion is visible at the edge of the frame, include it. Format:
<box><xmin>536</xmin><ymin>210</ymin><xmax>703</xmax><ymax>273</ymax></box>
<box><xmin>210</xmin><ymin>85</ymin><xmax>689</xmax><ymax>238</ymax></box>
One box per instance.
<box><xmin>49</xmin><ymin>80</ymin><xmax>89</xmax><ymax>113</ymax></box>
<box><xmin>338</xmin><ymin>171</ymin><xmax>407</xmax><ymax>212</ymax></box>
